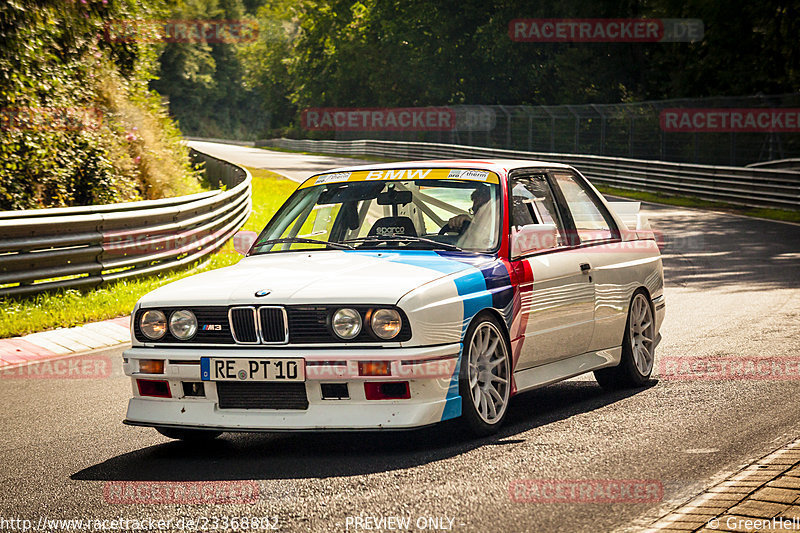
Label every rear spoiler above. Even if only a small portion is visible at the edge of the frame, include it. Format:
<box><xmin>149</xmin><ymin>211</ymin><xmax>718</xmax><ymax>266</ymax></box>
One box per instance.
<box><xmin>607</xmin><ymin>201</ymin><xmax>651</xmax><ymax>231</ymax></box>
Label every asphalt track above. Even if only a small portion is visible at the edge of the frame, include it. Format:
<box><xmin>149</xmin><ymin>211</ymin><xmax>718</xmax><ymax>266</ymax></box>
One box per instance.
<box><xmin>1</xmin><ymin>141</ymin><xmax>799</xmax><ymax>532</ymax></box>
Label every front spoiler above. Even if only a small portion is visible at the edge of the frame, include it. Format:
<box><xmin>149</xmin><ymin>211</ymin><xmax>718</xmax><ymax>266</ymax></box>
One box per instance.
<box><xmin>123</xmin><ymin>419</ymin><xmax>441</xmax><ymax>433</ymax></box>
<box><xmin>124</xmin><ymin>391</ymin><xmax>460</xmax><ymax>431</ymax></box>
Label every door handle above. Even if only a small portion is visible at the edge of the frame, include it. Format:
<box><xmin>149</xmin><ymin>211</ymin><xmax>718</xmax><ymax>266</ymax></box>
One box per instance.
<box><xmin>580</xmin><ymin>263</ymin><xmax>591</xmax><ymax>273</ymax></box>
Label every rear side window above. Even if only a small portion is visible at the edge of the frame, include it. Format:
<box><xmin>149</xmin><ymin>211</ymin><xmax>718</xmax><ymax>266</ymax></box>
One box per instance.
<box><xmin>551</xmin><ymin>171</ymin><xmax>618</xmax><ymax>243</ymax></box>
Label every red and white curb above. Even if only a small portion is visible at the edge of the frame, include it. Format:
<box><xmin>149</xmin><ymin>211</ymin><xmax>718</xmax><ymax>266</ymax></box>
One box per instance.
<box><xmin>0</xmin><ymin>316</ymin><xmax>131</xmax><ymax>368</ymax></box>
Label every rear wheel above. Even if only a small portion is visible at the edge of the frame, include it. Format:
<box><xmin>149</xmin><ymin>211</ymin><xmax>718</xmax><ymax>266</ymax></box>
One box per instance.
<box><xmin>155</xmin><ymin>427</ymin><xmax>222</xmax><ymax>442</ymax></box>
<box><xmin>594</xmin><ymin>291</ymin><xmax>656</xmax><ymax>390</ymax></box>
<box><xmin>459</xmin><ymin>314</ymin><xmax>511</xmax><ymax>436</ymax></box>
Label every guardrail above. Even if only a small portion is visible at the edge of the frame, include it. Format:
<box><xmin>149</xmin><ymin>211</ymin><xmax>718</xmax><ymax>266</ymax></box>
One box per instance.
<box><xmin>747</xmin><ymin>158</ymin><xmax>800</xmax><ymax>170</ymax></box>
<box><xmin>0</xmin><ymin>148</ymin><xmax>251</xmax><ymax>298</ymax></box>
<box><xmin>261</xmin><ymin>138</ymin><xmax>800</xmax><ymax>211</ymax></box>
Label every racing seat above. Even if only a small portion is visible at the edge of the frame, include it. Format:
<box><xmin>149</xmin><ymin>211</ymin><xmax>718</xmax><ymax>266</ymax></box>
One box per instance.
<box><xmin>367</xmin><ymin>216</ymin><xmax>418</xmax><ymax>238</ymax></box>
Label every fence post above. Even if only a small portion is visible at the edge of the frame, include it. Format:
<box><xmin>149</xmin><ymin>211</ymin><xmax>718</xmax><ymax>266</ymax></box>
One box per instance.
<box><xmin>542</xmin><ymin>107</ymin><xmax>556</xmax><ymax>152</ymax></box>
<box><xmin>528</xmin><ymin>114</ymin><xmax>533</xmax><ymax>151</ymax></box>
<box><xmin>567</xmin><ymin>106</ymin><xmax>580</xmax><ymax>153</ymax></box>
<box><xmin>592</xmin><ymin>104</ymin><xmax>607</xmax><ymax>155</ymax></box>
<box><xmin>498</xmin><ymin>105</ymin><xmax>511</xmax><ymax>148</ymax></box>
<box><xmin>629</xmin><ymin>115</ymin><xmax>634</xmax><ymax>157</ymax></box>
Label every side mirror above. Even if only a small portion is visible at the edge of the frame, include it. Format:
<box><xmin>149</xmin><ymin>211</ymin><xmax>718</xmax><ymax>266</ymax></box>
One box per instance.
<box><xmin>510</xmin><ymin>223</ymin><xmax>558</xmax><ymax>259</ymax></box>
<box><xmin>233</xmin><ymin>230</ymin><xmax>258</xmax><ymax>256</ymax></box>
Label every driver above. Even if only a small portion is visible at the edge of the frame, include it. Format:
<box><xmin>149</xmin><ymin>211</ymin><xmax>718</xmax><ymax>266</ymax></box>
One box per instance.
<box><xmin>447</xmin><ymin>184</ymin><xmax>491</xmax><ymax>231</ymax></box>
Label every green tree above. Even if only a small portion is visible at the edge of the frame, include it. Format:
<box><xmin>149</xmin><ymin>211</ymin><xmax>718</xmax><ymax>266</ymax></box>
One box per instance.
<box><xmin>151</xmin><ymin>0</ymin><xmax>268</xmax><ymax>138</ymax></box>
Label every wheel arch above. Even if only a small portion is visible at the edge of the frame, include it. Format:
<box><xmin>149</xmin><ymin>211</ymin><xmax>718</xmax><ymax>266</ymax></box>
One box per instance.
<box><xmin>631</xmin><ymin>285</ymin><xmax>655</xmax><ymax>315</ymax></box>
<box><xmin>461</xmin><ymin>307</ymin><xmax>516</xmax><ymax>382</ymax></box>
<box><xmin>462</xmin><ymin>307</ymin><xmax>514</xmax><ymax>367</ymax></box>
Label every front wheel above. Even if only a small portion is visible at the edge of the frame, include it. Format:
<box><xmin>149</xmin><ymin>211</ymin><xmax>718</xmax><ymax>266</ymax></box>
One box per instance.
<box><xmin>156</xmin><ymin>427</ymin><xmax>223</xmax><ymax>442</ymax></box>
<box><xmin>459</xmin><ymin>314</ymin><xmax>512</xmax><ymax>436</ymax></box>
<box><xmin>594</xmin><ymin>290</ymin><xmax>656</xmax><ymax>390</ymax></box>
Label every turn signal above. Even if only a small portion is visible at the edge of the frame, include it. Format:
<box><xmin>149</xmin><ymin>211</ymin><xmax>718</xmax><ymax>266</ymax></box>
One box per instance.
<box><xmin>139</xmin><ymin>359</ymin><xmax>165</xmax><ymax>374</ymax></box>
<box><xmin>358</xmin><ymin>361</ymin><xmax>391</xmax><ymax>376</ymax></box>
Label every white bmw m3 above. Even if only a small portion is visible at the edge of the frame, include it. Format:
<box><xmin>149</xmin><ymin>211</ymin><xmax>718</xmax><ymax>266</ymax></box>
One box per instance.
<box><xmin>123</xmin><ymin>160</ymin><xmax>665</xmax><ymax>440</ymax></box>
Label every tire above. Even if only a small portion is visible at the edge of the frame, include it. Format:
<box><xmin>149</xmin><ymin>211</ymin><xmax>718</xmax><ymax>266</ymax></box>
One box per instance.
<box><xmin>155</xmin><ymin>427</ymin><xmax>223</xmax><ymax>442</ymax></box>
<box><xmin>594</xmin><ymin>290</ymin><xmax>656</xmax><ymax>390</ymax></box>
<box><xmin>459</xmin><ymin>313</ymin><xmax>512</xmax><ymax>436</ymax></box>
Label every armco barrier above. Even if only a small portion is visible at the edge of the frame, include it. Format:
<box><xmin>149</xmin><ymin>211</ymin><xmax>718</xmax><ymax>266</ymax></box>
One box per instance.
<box><xmin>747</xmin><ymin>158</ymin><xmax>800</xmax><ymax>170</ymax></box>
<box><xmin>0</xmin><ymin>148</ymin><xmax>251</xmax><ymax>298</ymax></box>
<box><xmin>260</xmin><ymin>138</ymin><xmax>800</xmax><ymax>211</ymax></box>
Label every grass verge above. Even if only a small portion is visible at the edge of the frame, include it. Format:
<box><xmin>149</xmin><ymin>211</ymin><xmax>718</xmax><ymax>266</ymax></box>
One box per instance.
<box><xmin>0</xmin><ymin>167</ymin><xmax>298</xmax><ymax>339</ymax></box>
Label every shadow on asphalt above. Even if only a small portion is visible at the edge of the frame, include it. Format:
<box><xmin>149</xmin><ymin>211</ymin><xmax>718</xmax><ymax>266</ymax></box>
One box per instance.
<box><xmin>71</xmin><ymin>380</ymin><xmax>655</xmax><ymax>482</ymax></box>
<box><xmin>638</xmin><ymin>203</ymin><xmax>800</xmax><ymax>291</ymax></box>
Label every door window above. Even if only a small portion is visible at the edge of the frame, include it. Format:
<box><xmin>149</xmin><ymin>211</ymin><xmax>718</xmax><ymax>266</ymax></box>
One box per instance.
<box><xmin>510</xmin><ymin>174</ymin><xmax>569</xmax><ymax>249</ymax></box>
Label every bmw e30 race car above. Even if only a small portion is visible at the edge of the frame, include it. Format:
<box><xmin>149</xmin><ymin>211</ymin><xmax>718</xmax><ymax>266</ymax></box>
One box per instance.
<box><xmin>123</xmin><ymin>160</ymin><xmax>665</xmax><ymax>440</ymax></box>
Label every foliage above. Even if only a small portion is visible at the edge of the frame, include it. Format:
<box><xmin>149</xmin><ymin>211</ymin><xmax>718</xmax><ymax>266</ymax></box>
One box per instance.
<box><xmin>229</xmin><ymin>0</ymin><xmax>800</xmax><ymax>133</ymax></box>
<box><xmin>0</xmin><ymin>0</ymin><xmax>201</xmax><ymax>209</ymax></box>
<box><xmin>2</xmin><ymin>0</ymin><xmax>798</xmax><ymax>209</ymax></box>
<box><xmin>151</xmin><ymin>0</ymin><xmax>269</xmax><ymax>139</ymax></box>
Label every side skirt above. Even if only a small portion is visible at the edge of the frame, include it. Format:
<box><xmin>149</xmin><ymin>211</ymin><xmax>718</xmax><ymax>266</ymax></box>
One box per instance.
<box><xmin>513</xmin><ymin>346</ymin><xmax>622</xmax><ymax>393</ymax></box>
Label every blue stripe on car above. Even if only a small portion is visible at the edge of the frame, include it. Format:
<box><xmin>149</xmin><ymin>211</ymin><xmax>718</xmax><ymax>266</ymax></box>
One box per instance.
<box><xmin>347</xmin><ymin>250</ymin><xmax>468</xmax><ymax>274</ymax></box>
<box><xmin>344</xmin><ymin>250</ymin><xmax>510</xmax><ymax>422</ymax></box>
<box><xmin>439</xmin><ymin>269</ymin><xmax>494</xmax><ymax>421</ymax></box>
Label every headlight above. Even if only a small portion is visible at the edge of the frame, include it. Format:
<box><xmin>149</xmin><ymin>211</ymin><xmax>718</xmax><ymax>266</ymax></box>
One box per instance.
<box><xmin>169</xmin><ymin>309</ymin><xmax>197</xmax><ymax>340</ymax></box>
<box><xmin>332</xmin><ymin>308</ymin><xmax>362</xmax><ymax>339</ymax></box>
<box><xmin>140</xmin><ymin>310</ymin><xmax>167</xmax><ymax>340</ymax></box>
<box><xmin>371</xmin><ymin>308</ymin><xmax>402</xmax><ymax>340</ymax></box>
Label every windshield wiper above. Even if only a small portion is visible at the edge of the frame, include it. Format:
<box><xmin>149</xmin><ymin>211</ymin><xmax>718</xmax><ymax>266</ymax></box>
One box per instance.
<box><xmin>343</xmin><ymin>235</ymin><xmax>463</xmax><ymax>251</ymax></box>
<box><xmin>251</xmin><ymin>237</ymin><xmax>354</xmax><ymax>252</ymax></box>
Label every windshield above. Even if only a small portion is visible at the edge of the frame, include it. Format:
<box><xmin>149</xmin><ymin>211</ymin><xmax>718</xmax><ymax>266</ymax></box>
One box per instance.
<box><xmin>251</xmin><ymin>169</ymin><xmax>501</xmax><ymax>254</ymax></box>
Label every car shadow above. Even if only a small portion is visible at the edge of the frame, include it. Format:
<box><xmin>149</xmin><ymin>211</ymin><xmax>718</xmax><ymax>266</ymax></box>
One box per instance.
<box><xmin>71</xmin><ymin>380</ymin><xmax>656</xmax><ymax>482</ymax></box>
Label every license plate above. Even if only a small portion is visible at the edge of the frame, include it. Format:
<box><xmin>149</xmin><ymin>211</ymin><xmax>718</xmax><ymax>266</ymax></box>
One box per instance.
<box><xmin>200</xmin><ymin>358</ymin><xmax>305</xmax><ymax>382</ymax></box>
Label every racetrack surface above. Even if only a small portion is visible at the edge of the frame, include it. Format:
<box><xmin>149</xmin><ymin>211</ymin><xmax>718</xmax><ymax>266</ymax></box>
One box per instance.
<box><xmin>1</xmin><ymin>141</ymin><xmax>799</xmax><ymax>532</ymax></box>
<box><xmin>187</xmin><ymin>140</ymin><xmax>373</xmax><ymax>182</ymax></box>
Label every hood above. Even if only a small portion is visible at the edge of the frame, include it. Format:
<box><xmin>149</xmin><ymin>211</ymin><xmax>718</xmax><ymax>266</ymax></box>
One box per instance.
<box><xmin>138</xmin><ymin>250</ymin><xmax>477</xmax><ymax>307</ymax></box>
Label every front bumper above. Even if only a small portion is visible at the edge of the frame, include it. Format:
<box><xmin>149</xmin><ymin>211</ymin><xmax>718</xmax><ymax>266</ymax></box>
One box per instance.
<box><xmin>123</xmin><ymin>344</ymin><xmax>462</xmax><ymax>431</ymax></box>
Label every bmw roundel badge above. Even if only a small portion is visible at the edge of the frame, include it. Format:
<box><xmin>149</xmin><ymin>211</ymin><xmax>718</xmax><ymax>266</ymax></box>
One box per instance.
<box><xmin>255</xmin><ymin>289</ymin><xmax>271</xmax><ymax>297</ymax></box>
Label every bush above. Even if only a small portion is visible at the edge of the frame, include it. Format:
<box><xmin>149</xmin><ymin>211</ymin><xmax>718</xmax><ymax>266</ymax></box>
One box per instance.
<box><xmin>0</xmin><ymin>0</ymin><xmax>201</xmax><ymax>210</ymax></box>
